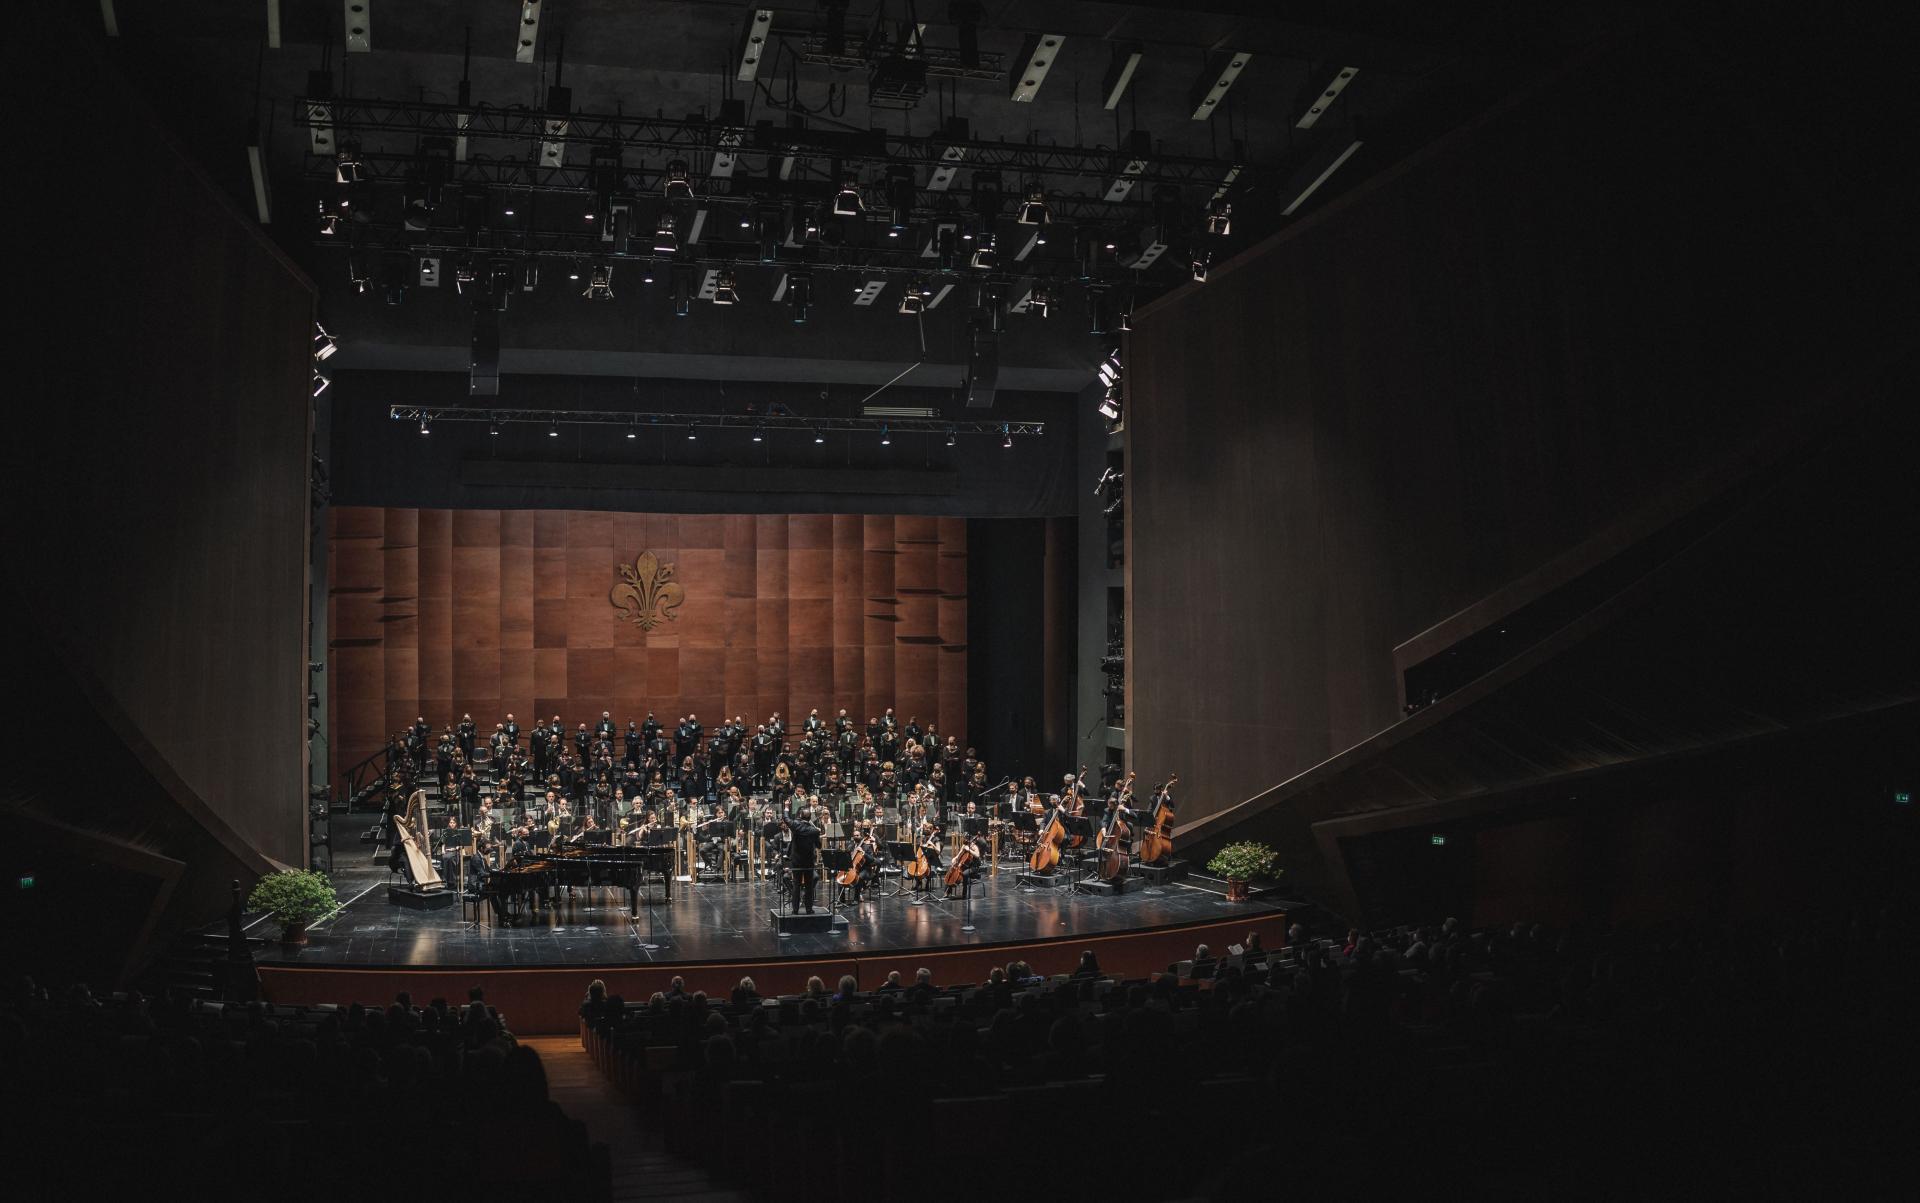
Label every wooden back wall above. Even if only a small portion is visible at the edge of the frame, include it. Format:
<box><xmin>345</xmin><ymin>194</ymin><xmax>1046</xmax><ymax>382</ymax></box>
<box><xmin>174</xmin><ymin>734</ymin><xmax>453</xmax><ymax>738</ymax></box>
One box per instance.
<box><xmin>327</xmin><ymin>508</ymin><xmax>966</xmax><ymax>784</ymax></box>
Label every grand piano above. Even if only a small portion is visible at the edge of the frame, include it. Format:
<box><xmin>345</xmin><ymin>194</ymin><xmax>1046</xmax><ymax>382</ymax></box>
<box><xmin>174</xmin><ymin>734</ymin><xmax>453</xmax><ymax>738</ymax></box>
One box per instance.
<box><xmin>483</xmin><ymin>841</ymin><xmax>676</xmax><ymax>923</ymax></box>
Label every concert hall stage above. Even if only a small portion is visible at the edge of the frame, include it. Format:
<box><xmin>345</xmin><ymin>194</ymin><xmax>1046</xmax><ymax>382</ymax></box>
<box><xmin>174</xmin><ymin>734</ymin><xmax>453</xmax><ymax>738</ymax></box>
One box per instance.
<box><xmin>254</xmin><ymin>857</ymin><xmax>1287</xmax><ymax>1032</ymax></box>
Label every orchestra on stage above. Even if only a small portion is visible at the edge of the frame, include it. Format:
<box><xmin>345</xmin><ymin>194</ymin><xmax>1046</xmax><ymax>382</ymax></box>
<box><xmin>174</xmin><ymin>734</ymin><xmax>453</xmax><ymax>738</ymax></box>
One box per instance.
<box><xmin>375</xmin><ymin>707</ymin><xmax>1179</xmax><ymax>925</ymax></box>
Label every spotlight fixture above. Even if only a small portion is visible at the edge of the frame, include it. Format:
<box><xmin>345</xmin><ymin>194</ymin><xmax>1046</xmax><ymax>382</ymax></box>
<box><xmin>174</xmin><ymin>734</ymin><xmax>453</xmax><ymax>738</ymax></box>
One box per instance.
<box><xmin>311</xmin><ymin>371</ymin><xmax>331</xmax><ymax>398</ymax></box>
<box><xmin>712</xmin><ymin>269</ymin><xmax>739</xmax><ymax>305</ymax></box>
<box><xmin>489</xmin><ymin>421</ymin><xmax>500</xmax><ymax>436</ymax></box>
<box><xmin>1001</xmin><ymin>425</ymin><xmax>1013</xmax><ymax>449</ymax></box>
<box><xmin>898</xmin><ymin>289</ymin><xmax>925</xmax><ymax>316</ymax></box>
<box><xmin>626</xmin><ymin>421</ymin><xmax>637</xmax><ymax>439</ymax></box>
<box><xmin>1098</xmin><ymin>354</ymin><xmax>1121</xmax><ymax>387</ymax></box>
<box><xmin>946</xmin><ymin>427</ymin><xmax>957</xmax><ymax>447</ymax></box>
<box><xmin>885</xmin><ymin>165</ymin><xmax>915</xmax><ymax>234</ymax></box>
<box><xmin>1098</xmin><ymin>390</ymin><xmax>1122</xmax><ymax>422</ymax></box>
<box><xmin>969</xmin><ymin>235</ymin><xmax>997</xmax><ymax>271</ymax></box>
<box><xmin>879</xmin><ymin>425</ymin><xmax>891</xmax><ymax>445</ymax></box>
<box><xmin>1206</xmin><ymin>199</ymin><xmax>1232</xmax><ymax>237</ymax></box>
<box><xmin>568</xmin><ymin>263</ymin><xmax>581</xmax><ymax>281</ymax></box>
<box><xmin>312</xmin><ymin>323</ymin><xmax>338</xmax><ymax>362</ymax></box>
<box><xmin>686</xmin><ymin>422</ymin><xmax>698</xmax><ymax>440</ymax></box>
<box><xmin>1017</xmin><ymin>189</ymin><xmax>1049</xmax><ymax>225</ymax></box>
<box><xmin>1190</xmin><ymin>254</ymin><xmax>1210</xmax><ymax>283</ymax></box>
<box><xmin>583</xmin><ymin>262</ymin><xmax>615</xmax><ymax>300</ymax></box>
<box><xmin>653</xmin><ymin>214</ymin><xmax>679</xmax><ymax>255</ymax></box>
<box><xmin>642</xmin><ymin>262</ymin><xmax>657</xmax><ymax>284</ymax></box>
<box><xmin>833</xmin><ymin>174</ymin><xmax>862</xmax><ymax>217</ymax></box>
<box><xmin>813</xmin><ymin>428</ymin><xmax>825</xmax><ymax>444</ymax></box>
<box><xmin>1028</xmin><ymin>286</ymin><xmax>1053</xmax><ymax>317</ymax></box>
<box><xmin>802</xmin><ymin>207</ymin><xmax>823</xmax><ymax>241</ymax></box>
<box><xmin>663</xmin><ymin>158</ymin><xmax>694</xmax><ymax>201</ymax></box>
<box><xmin>548</xmin><ymin>423</ymin><xmax>559</xmax><ymax>438</ymax></box>
<box><xmin>788</xmin><ymin>269</ymin><xmax>812</xmax><ymax>323</ymax></box>
<box><xmin>418</xmin><ymin>415</ymin><xmax>430</xmax><ymax>436</ymax></box>
<box><xmin>752</xmin><ymin>426</ymin><xmax>765</xmax><ymax>442</ymax></box>
<box><xmin>333</xmin><ymin>148</ymin><xmax>363</xmax><ymax>185</ymax></box>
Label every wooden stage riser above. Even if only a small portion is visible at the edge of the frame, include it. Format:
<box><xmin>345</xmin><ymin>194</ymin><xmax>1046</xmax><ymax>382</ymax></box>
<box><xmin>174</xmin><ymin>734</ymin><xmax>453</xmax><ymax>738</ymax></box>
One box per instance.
<box><xmin>259</xmin><ymin>912</ymin><xmax>1286</xmax><ymax>1034</ymax></box>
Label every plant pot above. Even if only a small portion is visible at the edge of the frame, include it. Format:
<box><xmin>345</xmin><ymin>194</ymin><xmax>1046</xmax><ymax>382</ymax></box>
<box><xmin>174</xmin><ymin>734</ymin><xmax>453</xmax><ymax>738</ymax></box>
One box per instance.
<box><xmin>1225</xmin><ymin>877</ymin><xmax>1249</xmax><ymax>903</ymax></box>
<box><xmin>280</xmin><ymin>920</ymin><xmax>309</xmax><ymax>946</ymax></box>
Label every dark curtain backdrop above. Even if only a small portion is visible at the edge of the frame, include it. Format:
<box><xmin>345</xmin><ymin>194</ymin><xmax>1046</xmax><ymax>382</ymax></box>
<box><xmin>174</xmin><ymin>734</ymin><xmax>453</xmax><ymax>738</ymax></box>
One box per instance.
<box><xmin>1125</xmin><ymin>24</ymin><xmax>1905</xmax><ymax>827</ymax></box>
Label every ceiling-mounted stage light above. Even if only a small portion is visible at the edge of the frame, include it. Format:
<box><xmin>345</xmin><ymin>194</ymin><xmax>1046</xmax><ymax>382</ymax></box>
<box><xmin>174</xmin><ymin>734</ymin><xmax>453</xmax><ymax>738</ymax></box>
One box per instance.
<box><xmin>1028</xmin><ymin>286</ymin><xmax>1053</xmax><ymax>317</ymax></box>
<box><xmin>1098</xmin><ymin>389</ymin><xmax>1122</xmax><ymax>422</ymax></box>
<box><xmin>833</xmin><ymin>174</ymin><xmax>863</xmax><ymax>218</ymax></box>
<box><xmin>671</xmin><ymin>263</ymin><xmax>693</xmax><ymax>316</ymax></box>
<box><xmin>1001</xmin><ymin>425</ymin><xmax>1013</xmax><ymax>449</ymax></box>
<box><xmin>521</xmin><ymin>261</ymin><xmax>539</xmax><ymax>292</ymax></box>
<box><xmin>788</xmin><ymin>269</ymin><xmax>812</xmax><ymax>323</ymax></box>
<box><xmin>1190</xmin><ymin>254</ymin><xmax>1210</xmax><ymax>283</ymax></box>
<box><xmin>813</xmin><ymin>428</ymin><xmax>825</xmax><ymax>444</ymax></box>
<box><xmin>713</xmin><ymin>269</ymin><xmax>739</xmax><ymax>305</ymax></box>
<box><xmin>583</xmin><ymin>262</ymin><xmax>615</xmax><ymax>300</ymax></box>
<box><xmin>626</xmin><ymin>420</ymin><xmax>637</xmax><ymax>439</ymax></box>
<box><xmin>548</xmin><ymin>422</ymin><xmax>559</xmax><ymax>438</ymax></box>
<box><xmin>653</xmin><ymin>213</ymin><xmax>679</xmax><ymax>255</ymax></box>
<box><xmin>642</xmin><ymin>262</ymin><xmax>657</xmax><ymax>284</ymax></box>
<box><xmin>312</xmin><ymin>323</ymin><xmax>338</xmax><ymax>362</ymax></box>
<box><xmin>311</xmin><ymin>371</ymin><xmax>330</xmax><ymax>398</ymax></box>
<box><xmin>1017</xmin><ymin>189</ymin><xmax>1049</xmax><ymax>226</ymax></box>
<box><xmin>418</xmin><ymin>415</ymin><xmax>430</xmax><ymax>436</ymax></box>
<box><xmin>885</xmin><ymin>166</ymin><xmax>916</xmax><ymax>235</ymax></box>
<box><xmin>752</xmin><ymin>426</ymin><xmax>765</xmax><ymax>442</ymax></box>
<box><xmin>1206</xmin><ymin>199</ymin><xmax>1232</xmax><ymax>237</ymax></box>
<box><xmin>970</xmin><ymin>235</ymin><xmax>997</xmax><ymax>271</ymax></box>
<box><xmin>489</xmin><ymin>421</ymin><xmax>500</xmax><ymax>436</ymax></box>
<box><xmin>879</xmin><ymin>426</ymin><xmax>891</xmax><ymax>445</ymax></box>
<box><xmin>946</xmin><ymin>427</ymin><xmax>957</xmax><ymax>447</ymax></box>
<box><xmin>567</xmin><ymin>262</ymin><xmax>581</xmax><ymax>281</ymax></box>
<box><xmin>664</xmin><ymin>158</ymin><xmax>694</xmax><ymax>201</ymax></box>
<box><xmin>802</xmin><ymin>207</ymin><xmax>823</xmax><ymax>241</ymax></box>
<box><xmin>686</xmin><ymin>423</ymin><xmax>697</xmax><ymax>440</ymax></box>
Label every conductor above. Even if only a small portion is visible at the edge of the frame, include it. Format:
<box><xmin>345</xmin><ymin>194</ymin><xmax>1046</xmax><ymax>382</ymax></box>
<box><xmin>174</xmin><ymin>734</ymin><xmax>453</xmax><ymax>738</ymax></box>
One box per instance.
<box><xmin>783</xmin><ymin>814</ymin><xmax>823</xmax><ymax>913</ymax></box>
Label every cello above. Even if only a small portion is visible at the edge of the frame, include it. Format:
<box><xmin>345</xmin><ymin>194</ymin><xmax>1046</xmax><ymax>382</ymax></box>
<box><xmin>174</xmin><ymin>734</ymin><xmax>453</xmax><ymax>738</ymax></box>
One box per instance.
<box><xmin>944</xmin><ymin>838</ymin><xmax>979</xmax><ymax>892</ymax></box>
<box><xmin>836</xmin><ymin>827</ymin><xmax>870</xmax><ymax>888</ymax></box>
<box><xmin>904</xmin><ymin>824</ymin><xmax>933</xmax><ymax>883</ymax></box>
<box><xmin>1029</xmin><ymin>804</ymin><xmax>1068</xmax><ymax>872</ymax></box>
<box><xmin>1138</xmin><ymin>775</ymin><xmax>1178</xmax><ymax>865</ymax></box>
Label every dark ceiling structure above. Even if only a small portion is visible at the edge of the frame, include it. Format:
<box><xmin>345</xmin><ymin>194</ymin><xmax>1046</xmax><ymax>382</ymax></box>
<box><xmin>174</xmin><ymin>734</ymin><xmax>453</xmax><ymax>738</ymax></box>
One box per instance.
<box><xmin>89</xmin><ymin>0</ymin><xmax>1613</xmax><ymax>410</ymax></box>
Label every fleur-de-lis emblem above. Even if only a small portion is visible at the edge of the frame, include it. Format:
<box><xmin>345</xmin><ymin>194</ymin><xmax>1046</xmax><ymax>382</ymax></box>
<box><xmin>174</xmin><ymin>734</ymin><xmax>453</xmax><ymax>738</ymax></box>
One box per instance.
<box><xmin>610</xmin><ymin>550</ymin><xmax>686</xmax><ymax>631</ymax></box>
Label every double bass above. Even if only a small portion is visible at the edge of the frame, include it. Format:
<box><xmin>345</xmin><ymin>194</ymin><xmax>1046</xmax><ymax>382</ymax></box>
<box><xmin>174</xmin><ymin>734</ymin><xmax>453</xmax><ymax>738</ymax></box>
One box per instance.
<box><xmin>1139</xmin><ymin>774</ymin><xmax>1178</xmax><ymax>865</ymax></box>
<box><xmin>1029</xmin><ymin>804</ymin><xmax>1068</xmax><ymax>872</ymax></box>
<box><xmin>1096</xmin><ymin>788</ymin><xmax>1134</xmax><ymax>882</ymax></box>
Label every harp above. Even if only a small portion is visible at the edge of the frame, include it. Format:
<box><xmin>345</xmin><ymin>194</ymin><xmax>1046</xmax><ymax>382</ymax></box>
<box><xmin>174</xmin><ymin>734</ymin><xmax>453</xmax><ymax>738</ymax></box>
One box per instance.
<box><xmin>392</xmin><ymin>789</ymin><xmax>445</xmax><ymax>890</ymax></box>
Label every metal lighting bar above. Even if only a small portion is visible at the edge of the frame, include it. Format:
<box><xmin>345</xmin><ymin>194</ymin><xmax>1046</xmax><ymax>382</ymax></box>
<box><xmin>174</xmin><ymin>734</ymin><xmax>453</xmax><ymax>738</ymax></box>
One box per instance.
<box><xmin>1102</xmin><ymin>42</ymin><xmax>1142</xmax><ymax>110</ymax></box>
<box><xmin>515</xmin><ymin>1</ymin><xmax>542</xmax><ymax>64</ymax></box>
<box><xmin>1296</xmin><ymin>67</ymin><xmax>1359</xmax><ymax>130</ymax></box>
<box><xmin>737</xmin><ymin>9</ymin><xmax>774</xmax><ymax>82</ymax></box>
<box><xmin>1190</xmin><ymin>51</ymin><xmax>1250</xmax><ymax>120</ymax></box>
<box><xmin>1010</xmin><ymin>34</ymin><xmax>1067</xmax><ymax>103</ymax></box>
<box><xmin>343</xmin><ymin>1</ymin><xmax>371</xmax><ymax>53</ymax></box>
<box><xmin>388</xmin><ymin>406</ymin><xmax>1044</xmax><ymax>438</ymax></box>
<box><xmin>1280</xmin><ymin>137</ymin><xmax>1362</xmax><ymax>215</ymax></box>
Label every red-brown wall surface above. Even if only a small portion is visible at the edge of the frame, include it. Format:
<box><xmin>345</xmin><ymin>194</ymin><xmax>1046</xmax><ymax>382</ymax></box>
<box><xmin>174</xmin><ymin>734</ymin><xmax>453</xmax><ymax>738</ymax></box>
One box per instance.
<box><xmin>327</xmin><ymin>508</ymin><xmax>967</xmax><ymax>783</ymax></box>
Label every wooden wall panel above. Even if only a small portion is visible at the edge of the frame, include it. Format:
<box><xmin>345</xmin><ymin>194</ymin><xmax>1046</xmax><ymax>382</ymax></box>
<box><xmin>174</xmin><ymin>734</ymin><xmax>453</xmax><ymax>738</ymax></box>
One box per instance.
<box><xmin>328</xmin><ymin>507</ymin><xmax>968</xmax><ymax>783</ymax></box>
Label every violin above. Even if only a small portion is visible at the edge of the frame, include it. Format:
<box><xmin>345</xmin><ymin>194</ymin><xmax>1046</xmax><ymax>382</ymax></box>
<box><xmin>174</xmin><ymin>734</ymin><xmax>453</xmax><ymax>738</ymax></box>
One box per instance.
<box><xmin>1139</xmin><ymin>774</ymin><xmax>1179</xmax><ymax>864</ymax></box>
<box><xmin>945</xmin><ymin>839</ymin><xmax>979</xmax><ymax>889</ymax></box>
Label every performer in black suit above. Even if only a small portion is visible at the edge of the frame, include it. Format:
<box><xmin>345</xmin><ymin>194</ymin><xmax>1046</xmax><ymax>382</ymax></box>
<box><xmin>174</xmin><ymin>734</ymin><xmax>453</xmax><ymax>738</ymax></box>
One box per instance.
<box><xmin>625</xmin><ymin>720</ymin><xmax>643</xmax><ymax>769</ymax></box>
<box><xmin>641</xmin><ymin>711</ymin><xmax>661</xmax><ymax>746</ymax></box>
<box><xmin>574</xmin><ymin>722</ymin><xmax>592</xmax><ymax>765</ymax></box>
<box><xmin>503</xmin><ymin>713</ymin><xmax>520</xmax><ymax>748</ymax></box>
<box><xmin>783</xmin><ymin>815</ymin><xmax>822</xmax><ymax>913</ymax></box>
<box><xmin>596</xmin><ymin>711</ymin><xmax>616</xmax><ymax>745</ymax></box>
<box><xmin>456</xmin><ymin>713</ymin><xmax>477</xmax><ymax>763</ymax></box>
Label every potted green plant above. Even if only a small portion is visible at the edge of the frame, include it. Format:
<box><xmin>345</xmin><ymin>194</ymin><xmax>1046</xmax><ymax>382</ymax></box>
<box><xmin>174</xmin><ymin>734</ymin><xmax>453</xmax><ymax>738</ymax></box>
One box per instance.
<box><xmin>247</xmin><ymin>869</ymin><xmax>338</xmax><ymax>945</ymax></box>
<box><xmin>1207</xmin><ymin>842</ymin><xmax>1278</xmax><ymax>902</ymax></box>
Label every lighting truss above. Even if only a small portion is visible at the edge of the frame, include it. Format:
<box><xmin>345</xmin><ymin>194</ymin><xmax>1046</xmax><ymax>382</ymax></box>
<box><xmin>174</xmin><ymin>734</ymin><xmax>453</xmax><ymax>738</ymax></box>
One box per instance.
<box><xmin>388</xmin><ymin>406</ymin><xmax>1044</xmax><ymax>439</ymax></box>
<box><xmin>295</xmin><ymin>97</ymin><xmax>1257</xmax><ymax>195</ymax></box>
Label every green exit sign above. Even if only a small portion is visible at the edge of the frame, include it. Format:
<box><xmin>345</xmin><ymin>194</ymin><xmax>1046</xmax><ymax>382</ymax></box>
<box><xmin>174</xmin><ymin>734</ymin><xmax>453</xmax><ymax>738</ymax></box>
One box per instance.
<box><xmin>1430</xmin><ymin>834</ymin><xmax>1447</xmax><ymax>847</ymax></box>
<box><xmin>1897</xmin><ymin>792</ymin><xmax>1913</xmax><ymax>806</ymax></box>
<box><xmin>17</xmin><ymin>875</ymin><xmax>34</xmax><ymax>890</ymax></box>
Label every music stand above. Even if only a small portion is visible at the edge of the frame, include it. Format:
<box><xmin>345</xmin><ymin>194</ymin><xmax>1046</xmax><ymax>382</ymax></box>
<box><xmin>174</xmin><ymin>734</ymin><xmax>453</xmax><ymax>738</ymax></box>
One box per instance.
<box><xmin>1061</xmin><ymin>817</ymin><xmax>1098</xmax><ymax>893</ymax></box>
<box><xmin>446</xmin><ymin>828</ymin><xmax>482</xmax><ymax>928</ymax></box>
<box><xmin>820</xmin><ymin>848</ymin><xmax>855</xmax><ymax>910</ymax></box>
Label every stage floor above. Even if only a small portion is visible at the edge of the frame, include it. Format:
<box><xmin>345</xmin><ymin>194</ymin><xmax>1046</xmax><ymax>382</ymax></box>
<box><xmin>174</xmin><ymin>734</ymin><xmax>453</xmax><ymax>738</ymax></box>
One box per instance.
<box><xmin>264</xmin><ymin>853</ymin><xmax>1281</xmax><ymax>970</ymax></box>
